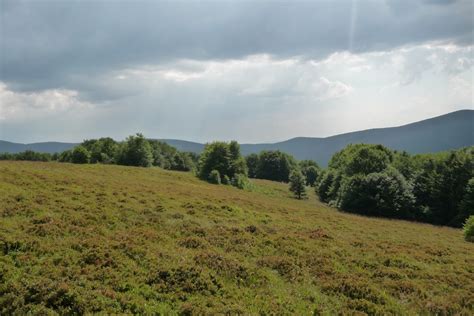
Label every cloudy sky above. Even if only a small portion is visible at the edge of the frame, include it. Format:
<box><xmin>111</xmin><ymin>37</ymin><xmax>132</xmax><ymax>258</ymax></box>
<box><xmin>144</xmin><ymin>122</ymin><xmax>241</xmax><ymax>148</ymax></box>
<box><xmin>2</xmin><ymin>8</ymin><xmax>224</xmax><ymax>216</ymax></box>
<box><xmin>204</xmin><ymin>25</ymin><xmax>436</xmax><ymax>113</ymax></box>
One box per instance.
<box><xmin>0</xmin><ymin>0</ymin><xmax>472</xmax><ymax>143</ymax></box>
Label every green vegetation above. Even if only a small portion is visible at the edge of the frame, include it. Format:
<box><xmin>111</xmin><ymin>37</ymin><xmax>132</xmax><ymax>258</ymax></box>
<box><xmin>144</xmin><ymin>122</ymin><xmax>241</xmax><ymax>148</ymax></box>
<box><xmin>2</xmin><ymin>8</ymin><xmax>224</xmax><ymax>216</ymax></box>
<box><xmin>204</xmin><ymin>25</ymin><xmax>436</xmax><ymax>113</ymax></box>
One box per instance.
<box><xmin>81</xmin><ymin>137</ymin><xmax>118</xmax><ymax>164</ymax></box>
<box><xmin>71</xmin><ymin>146</ymin><xmax>91</xmax><ymax>164</ymax></box>
<box><xmin>208</xmin><ymin>169</ymin><xmax>221</xmax><ymax>184</ymax></box>
<box><xmin>246</xmin><ymin>151</ymin><xmax>320</xmax><ymax>186</ymax></box>
<box><xmin>289</xmin><ymin>170</ymin><xmax>307</xmax><ymax>199</ymax></box>
<box><xmin>1</xmin><ymin>139</ymin><xmax>471</xmax><ymax>227</ymax></box>
<box><xmin>0</xmin><ymin>134</ymin><xmax>197</xmax><ymax>172</ymax></box>
<box><xmin>198</xmin><ymin>141</ymin><xmax>248</xmax><ymax>188</ymax></box>
<box><xmin>116</xmin><ymin>133</ymin><xmax>154</xmax><ymax>167</ymax></box>
<box><xmin>317</xmin><ymin>144</ymin><xmax>473</xmax><ymax>227</ymax></box>
<box><xmin>0</xmin><ymin>150</ymin><xmax>53</xmax><ymax>162</ymax></box>
<box><xmin>301</xmin><ymin>165</ymin><xmax>320</xmax><ymax>187</ymax></box>
<box><xmin>0</xmin><ymin>161</ymin><xmax>472</xmax><ymax>314</ymax></box>
<box><xmin>252</xmin><ymin>150</ymin><xmax>297</xmax><ymax>182</ymax></box>
<box><xmin>464</xmin><ymin>216</ymin><xmax>474</xmax><ymax>242</ymax></box>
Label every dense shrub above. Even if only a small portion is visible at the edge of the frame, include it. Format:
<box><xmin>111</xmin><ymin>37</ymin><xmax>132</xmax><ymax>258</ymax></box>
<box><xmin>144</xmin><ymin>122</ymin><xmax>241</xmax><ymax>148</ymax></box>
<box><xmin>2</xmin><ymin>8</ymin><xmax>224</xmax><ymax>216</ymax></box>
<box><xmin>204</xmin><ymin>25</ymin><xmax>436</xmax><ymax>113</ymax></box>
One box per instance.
<box><xmin>246</xmin><ymin>153</ymin><xmax>259</xmax><ymax>178</ymax></box>
<box><xmin>0</xmin><ymin>151</ymin><xmax>52</xmax><ymax>162</ymax></box>
<box><xmin>71</xmin><ymin>146</ymin><xmax>90</xmax><ymax>164</ymax></box>
<box><xmin>222</xmin><ymin>175</ymin><xmax>231</xmax><ymax>185</ymax></box>
<box><xmin>59</xmin><ymin>135</ymin><xmax>197</xmax><ymax>171</ymax></box>
<box><xmin>338</xmin><ymin>168</ymin><xmax>415</xmax><ymax>219</ymax></box>
<box><xmin>255</xmin><ymin>150</ymin><xmax>297</xmax><ymax>182</ymax></box>
<box><xmin>232</xmin><ymin>173</ymin><xmax>253</xmax><ymax>190</ymax></box>
<box><xmin>58</xmin><ymin>150</ymin><xmax>73</xmax><ymax>162</ymax></box>
<box><xmin>303</xmin><ymin>165</ymin><xmax>319</xmax><ymax>186</ymax></box>
<box><xmin>459</xmin><ymin>178</ymin><xmax>474</xmax><ymax>221</ymax></box>
<box><xmin>316</xmin><ymin>169</ymin><xmax>340</xmax><ymax>203</ymax></box>
<box><xmin>81</xmin><ymin>137</ymin><xmax>118</xmax><ymax>163</ymax></box>
<box><xmin>116</xmin><ymin>133</ymin><xmax>153</xmax><ymax>167</ymax></box>
<box><xmin>329</xmin><ymin>144</ymin><xmax>393</xmax><ymax>176</ymax></box>
<box><xmin>463</xmin><ymin>216</ymin><xmax>474</xmax><ymax>242</ymax></box>
<box><xmin>149</xmin><ymin>140</ymin><xmax>196</xmax><ymax>171</ymax></box>
<box><xmin>299</xmin><ymin>160</ymin><xmax>320</xmax><ymax>186</ymax></box>
<box><xmin>171</xmin><ymin>152</ymin><xmax>195</xmax><ymax>171</ymax></box>
<box><xmin>208</xmin><ymin>170</ymin><xmax>221</xmax><ymax>184</ymax></box>
<box><xmin>0</xmin><ymin>153</ymin><xmax>14</xmax><ymax>160</ymax></box>
<box><xmin>198</xmin><ymin>141</ymin><xmax>247</xmax><ymax>184</ymax></box>
<box><xmin>320</xmin><ymin>144</ymin><xmax>473</xmax><ymax>227</ymax></box>
<box><xmin>289</xmin><ymin>170</ymin><xmax>307</xmax><ymax>199</ymax></box>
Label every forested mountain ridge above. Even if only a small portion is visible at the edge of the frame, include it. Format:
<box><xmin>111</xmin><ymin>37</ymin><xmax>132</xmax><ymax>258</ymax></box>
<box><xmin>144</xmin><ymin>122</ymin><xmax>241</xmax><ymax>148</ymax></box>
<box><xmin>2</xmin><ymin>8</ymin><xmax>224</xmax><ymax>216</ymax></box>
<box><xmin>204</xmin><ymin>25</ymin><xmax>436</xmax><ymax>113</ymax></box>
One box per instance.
<box><xmin>1</xmin><ymin>110</ymin><xmax>472</xmax><ymax>165</ymax></box>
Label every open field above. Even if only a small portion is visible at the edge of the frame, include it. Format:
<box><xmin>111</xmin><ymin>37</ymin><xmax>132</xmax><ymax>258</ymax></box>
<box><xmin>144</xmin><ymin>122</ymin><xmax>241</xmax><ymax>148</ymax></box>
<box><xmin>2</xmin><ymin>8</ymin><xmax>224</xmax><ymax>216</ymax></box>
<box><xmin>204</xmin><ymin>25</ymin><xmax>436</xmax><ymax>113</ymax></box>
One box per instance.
<box><xmin>0</xmin><ymin>161</ymin><xmax>473</xmax><ymax>314</ymax></box>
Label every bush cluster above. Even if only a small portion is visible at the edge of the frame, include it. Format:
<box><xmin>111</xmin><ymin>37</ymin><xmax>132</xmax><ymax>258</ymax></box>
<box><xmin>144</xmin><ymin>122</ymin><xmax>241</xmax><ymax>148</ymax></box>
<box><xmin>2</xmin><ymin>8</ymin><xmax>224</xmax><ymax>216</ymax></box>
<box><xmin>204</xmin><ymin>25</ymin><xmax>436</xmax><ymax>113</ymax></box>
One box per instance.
<box><xmin>316</xmin><ymin>144</ymin><xmax>473</xmax><ymax>227</ymax></box>
<box><xmin>198</xmin><ymin>141</ymin><xmax>252</xmax><ymax>190</ymax></box>
<box><xmin>0</xmin><ymin>150</ymin><xmax>53</xmax><ymax>162</ymax></box>
<box><xmin>55</xmin><ymin>134</ymin><xmax>197</xmax><ymax>171</ymax></box>
<box><xmin>246</xmin><ymin>152</ymin><xmax>320</xmax><ymax>185</ymax></box>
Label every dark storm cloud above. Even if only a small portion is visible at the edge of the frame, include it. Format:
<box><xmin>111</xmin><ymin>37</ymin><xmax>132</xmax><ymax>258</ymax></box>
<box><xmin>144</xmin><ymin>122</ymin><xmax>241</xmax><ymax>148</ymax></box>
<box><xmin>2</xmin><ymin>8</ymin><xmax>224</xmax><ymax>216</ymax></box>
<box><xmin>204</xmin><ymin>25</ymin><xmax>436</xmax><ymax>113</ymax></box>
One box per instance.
<box><xmin>0</xmin><ymin>0</ymin><xmax>472</xmax><ymax>97</ymax></box>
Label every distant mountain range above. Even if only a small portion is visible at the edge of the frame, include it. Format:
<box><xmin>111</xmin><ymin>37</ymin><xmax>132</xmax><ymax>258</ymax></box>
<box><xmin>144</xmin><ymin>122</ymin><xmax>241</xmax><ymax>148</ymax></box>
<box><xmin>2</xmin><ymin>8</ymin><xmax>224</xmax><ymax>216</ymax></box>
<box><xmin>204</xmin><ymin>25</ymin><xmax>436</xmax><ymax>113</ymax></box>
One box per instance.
<box><xmin>1</xmin><ymin>110</ymin><xmax>473</xmax><ymax>166</ymax></box>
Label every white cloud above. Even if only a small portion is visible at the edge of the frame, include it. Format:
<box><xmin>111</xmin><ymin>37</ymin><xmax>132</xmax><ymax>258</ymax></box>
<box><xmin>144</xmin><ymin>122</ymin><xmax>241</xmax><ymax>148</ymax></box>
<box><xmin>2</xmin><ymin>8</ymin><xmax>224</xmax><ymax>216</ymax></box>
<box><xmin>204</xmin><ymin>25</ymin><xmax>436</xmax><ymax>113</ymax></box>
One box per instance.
<box><xmin>0</xmin><ymin>42</ymin><xmax>472</xmax><ymax>143</ymax></box>
<box><xmin>0</xmin><ymin>82</ymin><xmax>93</xmax><ymax>121</ymax></box>
<box><xmin>311</xmin><ymin>77</ymin><xmax>353</xmax><ymax>101</ymax></box>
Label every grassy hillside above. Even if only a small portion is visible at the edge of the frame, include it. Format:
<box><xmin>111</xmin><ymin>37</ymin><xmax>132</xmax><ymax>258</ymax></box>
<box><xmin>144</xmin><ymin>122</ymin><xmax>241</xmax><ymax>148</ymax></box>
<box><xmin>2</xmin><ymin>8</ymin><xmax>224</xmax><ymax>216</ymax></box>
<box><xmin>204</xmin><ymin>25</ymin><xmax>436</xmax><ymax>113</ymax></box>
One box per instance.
<box><xmin>0</xmin><ymin>161</ymin><xmax>473</xmax><ymax>315</ymax></box>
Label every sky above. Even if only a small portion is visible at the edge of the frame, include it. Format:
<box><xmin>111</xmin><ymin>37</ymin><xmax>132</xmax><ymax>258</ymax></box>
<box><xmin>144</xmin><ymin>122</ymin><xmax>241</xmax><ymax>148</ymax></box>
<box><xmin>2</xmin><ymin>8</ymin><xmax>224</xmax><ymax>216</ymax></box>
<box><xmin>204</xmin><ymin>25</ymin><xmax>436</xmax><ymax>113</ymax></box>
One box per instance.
<box><xmin>0</xmin><ymin>0</ymin><xmax>472</xmax><ymax>144</ymax></box>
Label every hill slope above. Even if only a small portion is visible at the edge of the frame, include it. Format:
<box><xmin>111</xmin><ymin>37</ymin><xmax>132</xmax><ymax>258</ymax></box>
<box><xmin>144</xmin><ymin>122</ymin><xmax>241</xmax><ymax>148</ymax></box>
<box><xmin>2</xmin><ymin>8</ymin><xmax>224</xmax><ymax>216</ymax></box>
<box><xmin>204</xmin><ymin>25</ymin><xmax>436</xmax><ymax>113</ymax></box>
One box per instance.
<box><xmin>0</xmin><ymin>140</ymin><xmax>78</xmax><ymax>154</ymax></box>
<box><xmin>0</xmin><ymin>161</ymin><xmax>472</xmax><ymax>314</ymax></box>
<box><xmin>247</xmin><ymin>109</ymin><xmax>474</xmax><ymax>165</ymax></box>
<box><xmin>1</xmin><ymin>110</ymin><xmax>473</xmax><ymax>165</ymax></box>
<box><xmin>163</xmin><ymin>109</ymin><xmax>474</xmax><ymax>165</ymax></box>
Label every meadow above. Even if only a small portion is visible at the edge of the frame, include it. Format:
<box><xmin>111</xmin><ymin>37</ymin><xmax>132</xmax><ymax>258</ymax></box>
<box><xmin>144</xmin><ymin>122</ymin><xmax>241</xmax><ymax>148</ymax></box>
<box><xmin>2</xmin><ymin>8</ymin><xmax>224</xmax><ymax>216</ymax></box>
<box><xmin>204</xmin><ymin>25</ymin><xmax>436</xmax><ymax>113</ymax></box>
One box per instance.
<box><xmin>0</xmin><ymin>161</ymin><xmax>473</xmax><ymax>314</ymax></box>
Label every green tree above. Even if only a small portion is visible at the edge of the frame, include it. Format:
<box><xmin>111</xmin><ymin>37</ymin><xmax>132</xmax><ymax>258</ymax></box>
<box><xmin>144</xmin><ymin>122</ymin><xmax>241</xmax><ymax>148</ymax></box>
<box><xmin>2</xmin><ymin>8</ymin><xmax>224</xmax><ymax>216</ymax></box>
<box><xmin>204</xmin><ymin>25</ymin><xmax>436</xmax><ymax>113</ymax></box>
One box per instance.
<box><xmin>149</xmin><ymin>140</ymin><xmax>179</xmax><ymax>169</ymax></box>
<box><xmin>434</xmin><ymin>150</ymin><xmax>473</xmax><ymax>226</ymax></box>
<box><xmin>412</xmin><ymin>157</ymin><xmax>439</xmax><ymax>221</ymax></box>
<box><xmin>321</xmin><ymin>144</ymin><xmax>473</xmax><ymax>227</ymax></box>
<box><xmin>229</xmin><ymin>141</ymin><xmax>248</xmax><ymax>176</ymax></box>
<box><xmin>393</xmin><ymin>151</ymin><xmax>416</xmax><ymax>181</ymax></box>
<box><xmin>256</xmin><ymin>150</ymin><xmax>297</xmax><ymax>182</ymax></box>
<box><xmin>71</xmin><ymin>146</ymin><xmax>91</xmax><ymax>164</ymax></box>
<box><xmin>329</xmin><ymin>144</ymin><xmax>393</xmax><ymax>176</ymax></box>
<box><xmin>289</xmin><ymin>170</ymin><xmax>307</xmax><ymax>199</ymax></box>
<box><xmin>198</xmin><ymin>141</ymin><xmax>247</xmax><ymax>182</ymax></box>
<box><xmin>338</xmin><ymin>168</ymin><xmax>415</xmax><ymax>219</ymax></box>
<box><xmin>0</xmin><ymin>153</ymin><xmax>14</xmax><ymax>160</ymax></box>
<box><xmin>198</xmin><ymin>142</ymin><xmax>231</xmax><ymax>180</ymax></box>
<box><xmin>459</xmin><ymin>178</ymin><xmax>474</xmax><ymax>221</ymax></box>
<box><xmin>171</xmin><ymin>152</ymin><xmax>195</xmax><ymax>171</ymax></box>
<box><xmin>82</xmin><ymin>137</ymin><xmax>118</xmax><ymax>163</ymax></box>
<box><xmin>15</xmin><ymin>150</ymin><xmax>51</xmax><ymax>162</ymax></box>
<box><xmin>58</xmin><ymin>150</ymin><xmax>73</xmax><ymax>162</ymax></box>
<box><xmin>303</xmin><ymin>166</ymin><xmax>319</xmax><ymax>186</ymax></box>
<box><xmin>316</xmin><ymin>169</ymin><xmax>341</xmax><ymax>203</ymax></box>
<box><xmin>463</xmin><ymin>215</ymin><xmax>474</xmax><ymax>242</ymax></box>
<box><xmin>117</xmin><ymin>133</ymin><xmax>153</xmax><ymax>167</ymax></box>
<box><xmin>299</xmin><ymin>160</ymin><xmax>319</xmax><ymax>170</ymax></box>
<box><xmin>246</xmin><ymin>153</ymin><xmax>259</xmax><ymax>178</ymax></box>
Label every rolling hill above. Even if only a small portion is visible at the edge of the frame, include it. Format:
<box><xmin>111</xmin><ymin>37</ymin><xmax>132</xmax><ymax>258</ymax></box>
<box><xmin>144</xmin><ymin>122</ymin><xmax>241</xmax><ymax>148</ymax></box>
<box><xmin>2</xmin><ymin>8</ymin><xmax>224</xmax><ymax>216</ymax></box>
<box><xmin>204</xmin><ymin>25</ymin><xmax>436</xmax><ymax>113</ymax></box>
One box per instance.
<box><xmin>1</xmin><ymin>110</ymin><xmax>473</xmax><ymax>165</ymax></box>
<box><xmin>0</xmin><ymin>140</ymin><xmax>79</xmax><ymax>154</ymax></box>
<box><xmin>164</xmin><ymin>109</ymin><xmax>474</xmax><ymax>165</ymax></box>
<box><xmin>1</xmin><ymin>161</ymin><xmax>473</xmax><ymax>314</ymax></box>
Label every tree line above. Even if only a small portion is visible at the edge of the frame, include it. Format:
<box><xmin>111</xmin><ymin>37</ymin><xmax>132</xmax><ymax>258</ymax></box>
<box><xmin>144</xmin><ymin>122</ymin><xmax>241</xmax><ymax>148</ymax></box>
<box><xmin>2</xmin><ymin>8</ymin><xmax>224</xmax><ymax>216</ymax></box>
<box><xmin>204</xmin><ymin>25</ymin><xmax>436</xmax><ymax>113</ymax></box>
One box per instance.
<box><xmin>0</xmin><ymin>134</ymin><xmax>197</xmax><ymax>172</ymax></box>
<box><xmin>316</xmin><ymin>144</ymin><xmax>473</xmax><ymax>227</ymax></box>
<box><xmin>246</xmin><ymin>151</ymin><xmax>320</xmax><ymax>185</ymax></box>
